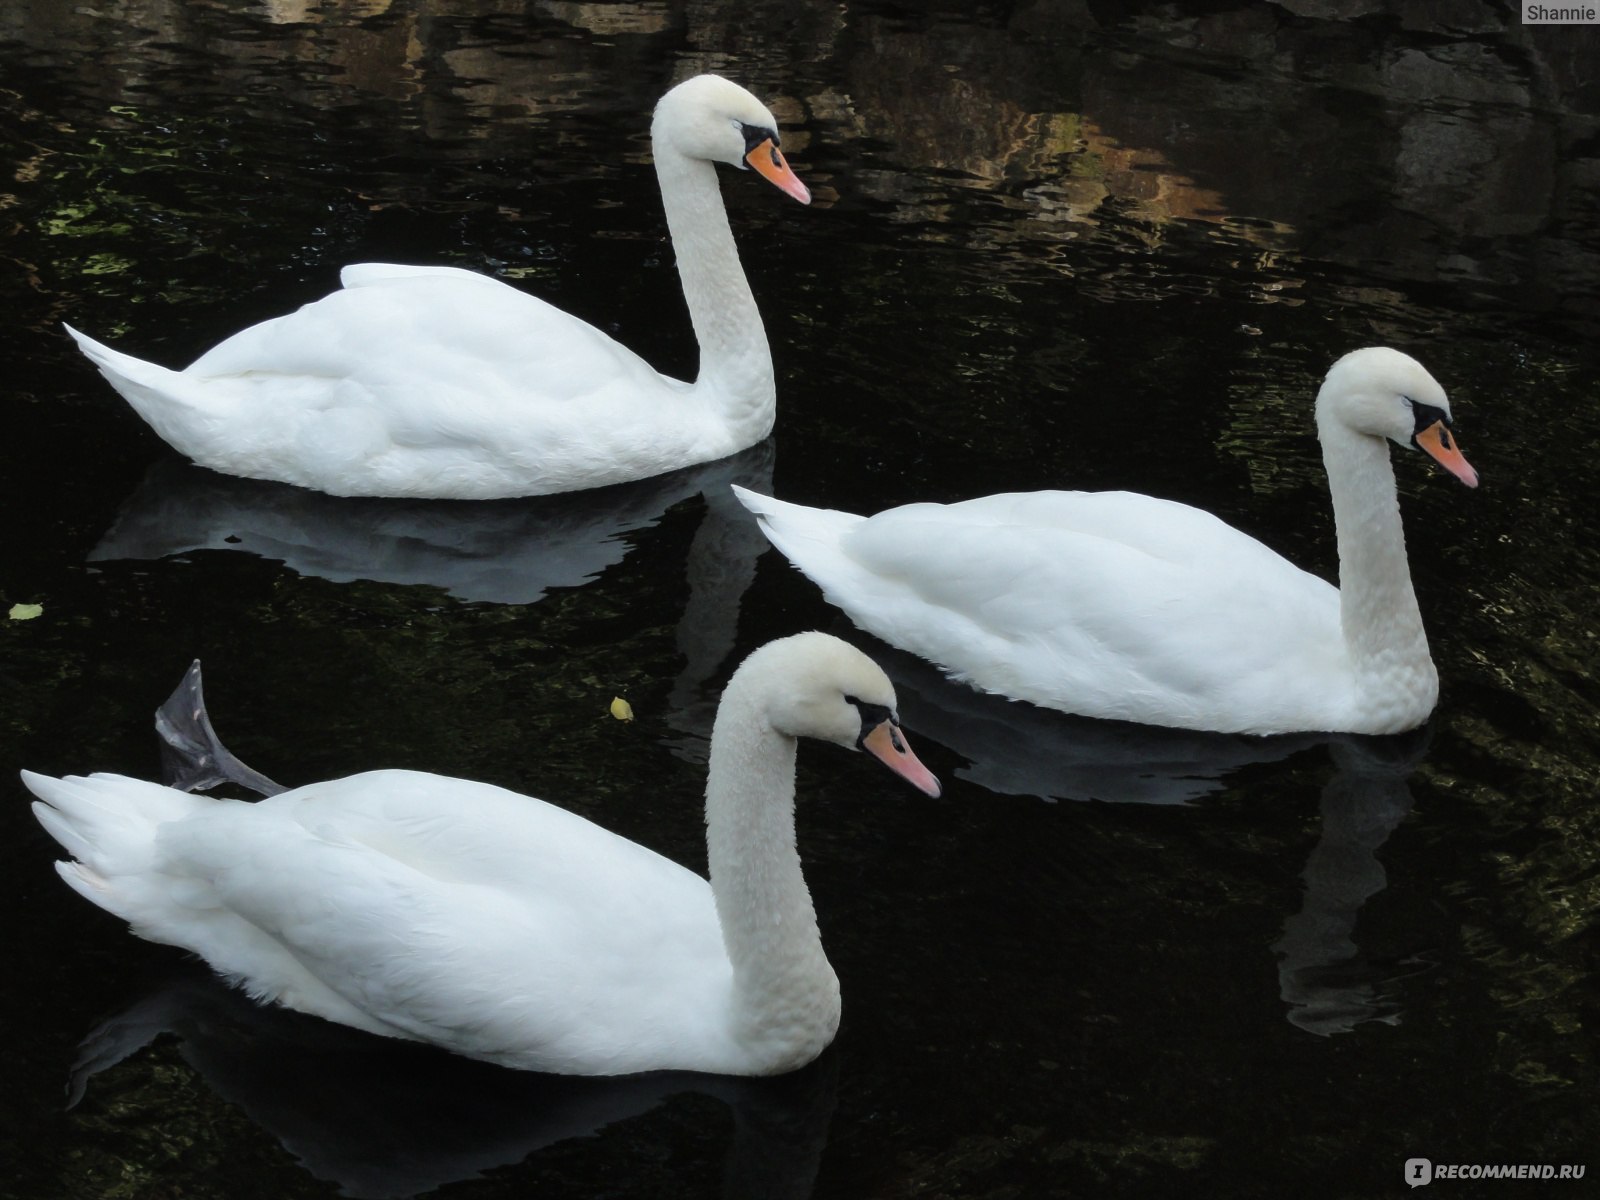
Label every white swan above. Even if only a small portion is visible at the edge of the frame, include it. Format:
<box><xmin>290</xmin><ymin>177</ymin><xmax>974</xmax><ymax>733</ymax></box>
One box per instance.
<box><xmin>735</xmin><ymin>348</ymin><xmax>1479</xmax><ymax>737</ymax></box>
<box><xmin>64</xmin><ymin>74</ymin><xmax>810</xmax><ymax>500</ymax></box>
<box><xmin>22</xmin><ymin>632</ymin><xmax>941</xmax><ymax>1077</ymax></box>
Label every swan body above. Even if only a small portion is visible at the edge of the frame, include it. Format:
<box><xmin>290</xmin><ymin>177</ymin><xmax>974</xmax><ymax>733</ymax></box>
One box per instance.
<box><xmin>66</xmin><ymin>75</ymin><xmax>810</xmax><ymax>500</ymax></box>
<box><xmin>23</xmin><ymin>633</ymin><xmax>940</xmax><ymax>1077</ymax></box>
<box><xmin>736</xmin><ymin>348</ymin><xmax>1479</xmax><ymax>737</ymax></box>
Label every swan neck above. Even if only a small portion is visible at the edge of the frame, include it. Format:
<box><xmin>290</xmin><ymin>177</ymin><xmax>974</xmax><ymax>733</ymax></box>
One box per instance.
<box><xmin>704</xmin><ymin>681</ymin><xmax>836</xmax><ymax>1055</ymax></box>
<box><xmin>1320</xmin><ymin>416</ymin><xmax>1431</xmax><ymax>679</ymax></box>
<box><xmin>653</xmin><ymin>148</ymin><xmax>775</xmax><ymax>431</ymax></box>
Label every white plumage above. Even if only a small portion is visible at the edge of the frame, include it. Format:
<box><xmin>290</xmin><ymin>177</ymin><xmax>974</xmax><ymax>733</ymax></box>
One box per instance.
<box><xmin>65</xmin><ymin>75</ymin><xmax>810</xmax><ymax>499</ymax></box>
<box><xmin>23</xmin><ymin>633</ymin><xmax>940</xmax><ymax>1077</ymax></box>
<box><xmin>735</xmin><ymin>348</ymin><xmax>1479</xmax><ymax>736</ymax></box>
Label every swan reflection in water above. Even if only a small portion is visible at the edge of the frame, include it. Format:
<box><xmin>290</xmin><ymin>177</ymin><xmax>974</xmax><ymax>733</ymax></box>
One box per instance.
<box><xmin>95</xmin><ymin>443</ymin><xmax>774</xmax><ymax>760</ymax></box>
<box><xmin>873</xmin><ymin>641</ymin><xmax>1325</xmax><ymax>806</ymax></box>
<box><xmin>91</xmin><ymin>442</ymin><xmax>774</xmax><ymax>607</ymax></box>
<box><xmin>876</xmin><ymin>641</ymin><xmax>1431</xmax><ymax>1033</ymax></box>
<box><xmin>1272</xmin><ymin>730</ymin><xmax>1432</xmax><ymax>1037</ymax></box>
<box><xmin>68</xmin><ymin>965</ymin><xmax>836</xmax><ymax>1200</ymax></box>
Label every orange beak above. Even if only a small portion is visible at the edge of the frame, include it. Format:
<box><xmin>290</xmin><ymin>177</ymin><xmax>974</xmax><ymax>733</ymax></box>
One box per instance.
<box><xmin>861</xmin><ymin>718</ymin><xmax>941</xmax><ymax>798</ymax></box>
<box><xmin>744</xmin><ymin>137</ymin><xmax>811</xmax><ymax>205</ymax></box>
<box><xmin>1414</xmin><ymin>419</ymin><xmax>1479</xmax><ymax>488</ymax></box>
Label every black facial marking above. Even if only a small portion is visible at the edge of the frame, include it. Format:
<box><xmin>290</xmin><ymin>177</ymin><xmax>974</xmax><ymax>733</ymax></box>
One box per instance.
<box><xmin>845</xmin><ymin>695</ymin><xmax>897</xmax><ymax>748</ymax></box>
<box><xmin>1407</xmin><ymin>399</ymin><xmax>1456</xmax><ymax>455</ymax></box>
<box><xmin>739</xmin><ymin>122</ymin><xmax>779</xmax><ymax>158</ymax></box>
<box><xmin>1409</xmin><ymin>400</ymin><xmax>1451</xmax><ymax>435</ymax></box>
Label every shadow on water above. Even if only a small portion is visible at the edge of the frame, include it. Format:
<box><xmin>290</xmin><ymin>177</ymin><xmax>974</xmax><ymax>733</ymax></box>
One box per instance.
<box><xmin>1272</xmin><ymin>729</ymin><xmax>1434</xmax><ymax>1038</ymax></box>
<box><xmin>875</xmin><ymin>642</ymin><xmax>1328</xmax><ymax>806</ymax></box>
<box><xmin>874</xmin><ymin>642</ymin><xmax>1439</xmax><ymax>1036</ymax></box>
<box><xmin>96</xmin><ymin>443</ymin><xmax>775</xmax><ymax>764</ymax></box>
<box><xmin>91</xmin><ymin>443</ymin><xmax>775</xmax><ymax>609</ymax></box>
<box><xmin>68</xmin><ymin>965</ymin><xmax>836</xmax><ymax>1200</ymax></box>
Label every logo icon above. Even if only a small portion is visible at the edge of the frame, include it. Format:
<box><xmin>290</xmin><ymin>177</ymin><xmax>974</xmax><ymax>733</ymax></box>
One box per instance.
<box><xmin>1405</xmin><ymin>1158</ymin><xmax>1434</xmax><ymax>1187</ymax></box>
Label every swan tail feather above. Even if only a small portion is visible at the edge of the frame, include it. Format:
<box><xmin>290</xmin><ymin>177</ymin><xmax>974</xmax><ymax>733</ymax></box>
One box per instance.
<box><xmin>22</xmin><ymin>770</ymin><xmax>212</xmax><ymax>892</ymax></box>
<box><xmin>55</xmin><ymin>858</ymin><xmax>113</xmax><ymax>902</ymax></box>
<box><xmin>66</xmin><ymin>323</ymin><xmax>186</xmax><ymax>394</ymax></box>
<box><xmin>64</xmin><ymin>323</ymin><xmax>230</xmax><ymax>442</ymax></box>
<box><xmin>730</xmin><ymin>485</ymin><xmax>869</xmax><ymax>606</ymax></box>
<box><xmin>730</xmin><ymin>485</ymin><xmax>863</xmax><ymax>555</ymax></box>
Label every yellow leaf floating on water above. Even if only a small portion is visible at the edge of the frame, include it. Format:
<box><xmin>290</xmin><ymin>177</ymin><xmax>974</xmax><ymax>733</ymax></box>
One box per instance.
<box><xmin>8</xmin><ymin>603</ymin><xmax>43</xmax><ymax>621</ymax></box>
<box><xmin>609</xmin><ymin>697</ymin><xmax>635</xmax><ymax>722</ymax></box>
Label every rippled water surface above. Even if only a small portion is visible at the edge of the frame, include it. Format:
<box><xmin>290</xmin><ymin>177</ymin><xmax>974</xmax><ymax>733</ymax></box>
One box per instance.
<box><xmin>3</xmin><ymin>3</ymin><xmax>1598</xmax><ymax>1197</ymax></box>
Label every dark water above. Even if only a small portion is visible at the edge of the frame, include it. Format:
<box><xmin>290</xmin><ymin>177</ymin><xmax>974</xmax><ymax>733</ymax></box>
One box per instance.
<box><xmin>3</xmin><ymin>2</ymin><xmax>1599</xmax><ymax>1197</ymax></box>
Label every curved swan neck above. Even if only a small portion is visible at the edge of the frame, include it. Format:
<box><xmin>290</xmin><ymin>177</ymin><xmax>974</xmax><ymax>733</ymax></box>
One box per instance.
<box><xmin>652</xmin><ymin>147</ymin><xmax>775</xmax><ymax>433</ymax></box>
<box><xmin>704</xmin><ymin>675</ymin><xmax>834</xmax><ymax>1046</ymax></box>
<box><xmin>1318</xmin><ymin>414</ymin><xmax>1432</xmax><ymax>678</ymax></box>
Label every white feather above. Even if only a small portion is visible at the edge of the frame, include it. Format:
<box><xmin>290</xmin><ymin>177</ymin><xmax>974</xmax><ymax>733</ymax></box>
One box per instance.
<box><xmin>735</xmin><ymin>348</ymin><xmax>1478</xmax><ymax>736</ymax></box>
<box><xmin>22</xmin><ymin>633</ymin><xmax>937</xmax><ymax>1077</ymax></box>
<box><xmin>64</xmin><ymin>76</ymin><xmax>809</xmax><ymax>500</ymax></box>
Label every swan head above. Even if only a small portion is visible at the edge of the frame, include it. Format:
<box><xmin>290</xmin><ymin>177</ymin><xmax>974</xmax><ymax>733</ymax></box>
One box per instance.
<box><xmin>1317</xmin><ymin>347</ymin><xmax>1479</xmax><ymax>487</ymax></box>
<box><xmin>731</xmin><ymin>632</ymin><xmax>941</xmax><ymax>797</ymax></box>
<box><xmin>652</xmin><ymin>74</ymin><xmax>811</xmax><ymax>204</ymax></box>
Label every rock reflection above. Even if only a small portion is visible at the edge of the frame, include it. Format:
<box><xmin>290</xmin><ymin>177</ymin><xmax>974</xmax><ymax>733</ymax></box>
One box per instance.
<box><xmin>13</xmin><ymin>1</ymin><xmax>1594</xmax><ymax>334</ymax></box>
<box><xmin>91</xmin><ymin>441</ymin><xmax>773</xmax><ymax>606</ymax></box>
<box><xmin>68</xmin><ymin>966</ymin><xmax>836</xmax><ymax>1200</ymax></box>
<box><xmin>831</xmin><ymin>3</ymin><xmax>1598</xmax><ymax>329</ymax></box>
<box><xmin>1273</xmin><ymin>731</ymin><xmax>1431</xmax><ymax>1037</ymax></box>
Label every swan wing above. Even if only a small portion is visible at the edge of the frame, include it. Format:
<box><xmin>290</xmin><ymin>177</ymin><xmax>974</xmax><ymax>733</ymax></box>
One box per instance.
<box><xmin>136</xmin><ymin>769</ymin><xmax>728</xmax><ymax>1072</ymax></box>
<box><xmin>187</xmin><ymin>265</ymin><xmax>678</xmax><ymax>411</ymax></box>
<box><xmin>750</xmin><ymin>489</ymin><xmax>1346</xmax><ymax>731</ymax></box>
<box><xmin>157</xmin><ymin>266</ymin><xmax>709</xmax><ymax>497</ymax></box>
